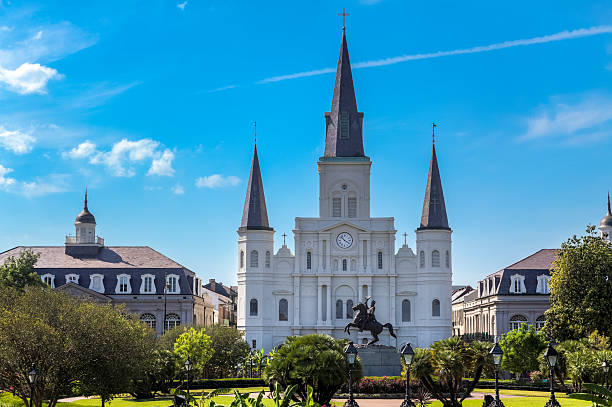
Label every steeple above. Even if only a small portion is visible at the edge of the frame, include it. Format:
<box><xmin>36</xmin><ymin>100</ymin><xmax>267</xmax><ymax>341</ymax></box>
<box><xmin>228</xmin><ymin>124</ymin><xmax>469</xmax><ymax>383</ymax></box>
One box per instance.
<box><xmin>75</xmin><ymin>188</ymin><xmax>96</xmax><ymax>224</ymax></box>
<box><xmin>418</xmin><ymin>126</ymin><xmax>450</xmax><ymax>231</ymax></box>
<box><xmin>323</xmin><ymin>28</ymin><xmax>365</xmax><ymax>158</ymax></box>
<box><xmin>600</xmin><ymin>192</ymin><xmax>612</xmax><ymax>228</ymax></box>
<box><xmin>240</xmin><ymin>131</ymin><xmax>273</xmax><ymax>231</ymax></box>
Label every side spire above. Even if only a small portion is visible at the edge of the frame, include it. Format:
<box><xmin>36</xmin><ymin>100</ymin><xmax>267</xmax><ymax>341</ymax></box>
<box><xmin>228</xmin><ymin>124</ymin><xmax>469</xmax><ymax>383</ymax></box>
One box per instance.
<box><xmin>240</xmin><ymin>125</ymin><xmax>273</xmax><ymax>231</ymax></box>
<box><xmin>323</xmin><ymin>21</ymin><xmax>364</xmax><ymax>158</ymax></box>
<box><xmin>418</xmin><ymin>127</ymin><xmax>450</xmax><ymax>231</ymax></box>
<box><xmin>608</xmin><ymin>192</ymin><xmax>611</xmax><ymax>216</ymax></box>
<box><xmin>84</xmin><ymin>188</ymin><xmax>88</xmax><ymax>210</ymax></box>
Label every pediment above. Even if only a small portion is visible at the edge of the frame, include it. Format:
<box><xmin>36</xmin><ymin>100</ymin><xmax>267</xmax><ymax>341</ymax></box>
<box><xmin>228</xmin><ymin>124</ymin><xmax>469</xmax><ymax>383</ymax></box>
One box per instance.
<box><xmin>319</xmin><ymin>221</ymin><xmax>370</xmax><ymax>233</ymax></box>
<box><xmin>56</xmin><ymin>282</ymin><xmax>111</xmax><ymax>302</ymax></box>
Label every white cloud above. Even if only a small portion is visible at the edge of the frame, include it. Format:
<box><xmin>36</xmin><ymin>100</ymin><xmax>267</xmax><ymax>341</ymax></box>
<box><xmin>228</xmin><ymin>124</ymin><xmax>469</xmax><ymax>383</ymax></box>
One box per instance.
<box><xmin>0</xmin><ymin>164</ymin><xmax>16</xmax><ymax>190</ymax></box>
<box><xmin>33</xmin><ymin>30</ymin><xmax>42</xmax><ymax>41</ymax></box>
<box><xmin>177</xmin><ymin>1</ymin><xmax>188</xmax><ymax>10</ymax></box>
<box><xmin>519</xmin><ymin>94</ymin><xmax>612</xmax><ymax>143</ymax></box>
<box><xmin>195</xmin><ymin>174</ymin><xmax>241</xmax><ymax>188</ymax></box>
<box><xmin>63</xmin><ymin>140</ymin><xmax>96</xmax><ymax>159</ymax></box>
<box><xmin>172</xmin><ymin>184</ymin><xmax>185</xmax><ymax>195</ymax></box>
<box><xmin>0</xmin><ymin>126</ymin><xmax>35</xmax><ymax>154</ymax></box>
<box><xmin>147</xmin><ymin>149</ymin><xmax>175</xmax><ymax>177</ymax></box>
<box><xmin>206</xmin><ymin>84</ymin><xmax>237</xmax><ymax>93</ymax></box>
<box><xmin>0</xmin><ymin>62</ymin><xmax>62</xmax><ymax>94</ymax></box>
<box><xmin>0</xmin><ymin>26</ymin><xmax>13</xmax><ymax>32</ymax></box>
<box><xmin>258</xmin><ymin>25</ymin><xmax>612</xmax><ymax>84</ymax></box>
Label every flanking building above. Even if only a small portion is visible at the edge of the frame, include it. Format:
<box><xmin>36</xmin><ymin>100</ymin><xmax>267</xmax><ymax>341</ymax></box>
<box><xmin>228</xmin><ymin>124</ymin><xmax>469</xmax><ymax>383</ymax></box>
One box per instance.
<box><xmin>0</xmin><ymin>192</ymin><xmax>214</xmax><ymax>334</ymax></box>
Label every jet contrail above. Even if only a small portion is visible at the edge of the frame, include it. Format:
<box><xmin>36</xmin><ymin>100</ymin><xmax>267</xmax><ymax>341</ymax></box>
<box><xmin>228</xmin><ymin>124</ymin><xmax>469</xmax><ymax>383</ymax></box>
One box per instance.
<box><xmin>257</xmin><ymin>25</ymin><xmax>612</xmax><ymax>84</ymax></box>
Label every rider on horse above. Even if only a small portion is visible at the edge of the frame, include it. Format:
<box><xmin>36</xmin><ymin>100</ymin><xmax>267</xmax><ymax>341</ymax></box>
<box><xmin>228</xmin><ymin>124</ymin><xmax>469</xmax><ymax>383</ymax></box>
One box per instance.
<box><xmin>358</xmin><ymin>296</ymin><xmax>377</xmax><ymax>331</ymax></box>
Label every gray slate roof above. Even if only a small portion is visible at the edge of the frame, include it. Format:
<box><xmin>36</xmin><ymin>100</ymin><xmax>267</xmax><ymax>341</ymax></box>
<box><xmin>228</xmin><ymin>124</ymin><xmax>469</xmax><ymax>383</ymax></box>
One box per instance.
<box><xmin>418</xmin><ymin>144</ymin><xmax>450</xmax><ymax>231</ymax></box>
<box><xmin>0</xmin><ymin>246</ymin><xmax>194</xmax><ymax>296</ymax></box>
<box><xmin>323</xmin><ymin>29</ymin><xmax>365</xmax><ymax>158</ymax></box>
<box><xmin>240</xmin><ymin>144</ymin><xmax>273</xmax><ymax>231</ymax></box>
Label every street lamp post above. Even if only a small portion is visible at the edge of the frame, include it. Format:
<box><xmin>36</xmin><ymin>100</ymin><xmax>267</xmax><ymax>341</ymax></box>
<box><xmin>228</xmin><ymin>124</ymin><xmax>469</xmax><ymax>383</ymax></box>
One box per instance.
<box><xmin>344</xmin><ymin>341</ymin><xmax>359</xmax><ymax>407</ymax></box>
<box><xmin>544</xmin><ymin>344</ymin><xmax>561</xmax><ymax>407</ymax></box>
<box><xmin>489</xmin><ymin>343</ymin><xmax>505</xmax><ymax>407</ymax></box>
<box><xmin>400</xmin><ymin>343</ymin><xmax>415</xmax><ymax>407</ymax></box>
<box><xmin>27</xmin><ymin>365</ymin><xmax>39</xmax><ymax>407</ymax></box>
<box><xmin>602</xmin><ymin>358</ymin><xmax>610</xmax><ymax>389</ymax></box>
<box><xmin>184</xmin><ymin>356</ymin><xmax>192</xmax><ymax>399</ymax></box>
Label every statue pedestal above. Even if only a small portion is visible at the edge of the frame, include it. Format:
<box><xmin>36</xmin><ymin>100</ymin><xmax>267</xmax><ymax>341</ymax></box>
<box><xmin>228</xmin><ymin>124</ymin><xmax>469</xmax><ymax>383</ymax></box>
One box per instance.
<box><xmin>356</xmin><ymin>344</ymin><xmax>401</xmax><ymax>377</ymax></box>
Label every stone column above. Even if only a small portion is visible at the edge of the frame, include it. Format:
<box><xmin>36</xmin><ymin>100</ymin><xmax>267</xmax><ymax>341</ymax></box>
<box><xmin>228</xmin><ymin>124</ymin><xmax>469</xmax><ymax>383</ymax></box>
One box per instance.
<box><xmin>317</xmin><ymin>284</ymin><xmax>322</xmax><ymax>325</ymax></box>
<box><xmin>327</xmin><ymin>283</ymin><xmax>332</xmax><ymax>326</ymax></box>
<box><xmin>293</xmin><ymin>275</ymin><xmax>300</xmax><ymax>326</ymax></box>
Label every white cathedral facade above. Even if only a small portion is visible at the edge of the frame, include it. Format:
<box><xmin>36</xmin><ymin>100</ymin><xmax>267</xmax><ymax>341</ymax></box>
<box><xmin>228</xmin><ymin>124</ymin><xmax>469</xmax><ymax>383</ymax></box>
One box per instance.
<box><xmin>237</xmin><ymin>29</ymin><xmax>452</xmax><ymax>352</ymax></box>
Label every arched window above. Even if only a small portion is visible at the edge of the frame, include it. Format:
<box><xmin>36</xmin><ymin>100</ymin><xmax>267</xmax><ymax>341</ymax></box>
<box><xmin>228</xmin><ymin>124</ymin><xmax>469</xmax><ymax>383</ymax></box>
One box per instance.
<box><xmin>279</xmin><ymin>299</ymin><xmax>288</xmax><ymax>321</ymax></box>
<box><xmin>306</xmin><ymin>251</ymin><xmax>312</xmax><ymax>269</ymax></box>
<box><xmin>165</xmin><ymin>313</ymin><xmax>180</xmax><ymax>331</ymax></box>
<box><xmin>140</xmin><ymin>313</ymin><xmax>156</xmax><ymax>329</ymax></box>
<box><xmin>250</xmin><ymin>250</ymin><xmax>258</xmax><ymax>267</ymax></box>
<box><xmin>402</xmin><ymin>299</ymin><xmax>411</xmax><ymax>322</ymax></box>
<box><xmin>250</xmin><ymin>299</ymin><xmax>258</xmax><ymax>316</ymax></box>
<box><xmin>347</xmin><ymin>197</ymin><xmax>357</xmax><ymax>218</ymax></box>
<box><xmin>432</xmin><ymin>299</ymin><xmax>441</xmax><ymax>317</ymax></box>
<box><xmin>509</xmin><ymin>314</ymin><xmax>528</xmax><ymax>330</ymax></box>
<box><xmin>377</xmin><ymin>251</ymin><xmax>383</xmax><ymax>269</ymax></box>
<box><xmin>346</xmin><ymin>299</ymin><xmax>354</xmax><ymax>319</ymax></box>
<box><xmin>336</xmin><ymin>299</ymin><xmax>343</xmax><ymax>319</ymax></box>
<box><xmin>535</xmin><ymin>315</ymin><xmax>546</xmax><ymax>330</ymax></box>
<box><xmin>342</xmin><ymin>259</ymin><xmax>347</xmax><ymax>271</ymax></box>
<box><xmin>265</xmin><ymin>251</ymin><xmax>271</xmax><ymax>268</ymax></box>
<box><xmin>419</xmin><ymin>251</ymin><xmax>425</xmax><ymax>268</ymax></box>
<box><xmin>445</xmin><ymin>250</ymin><xmax>450</xmax><ymax>268</ymax></box>
<box><xmin>432</xmin><ymin>250</ymin><xmax>440</xmax><ymax>267</ymax></box>
<box><xmin>240</xmin><ymin>251</ymin><xmax>244</xmax><ymax>268</ymax></box>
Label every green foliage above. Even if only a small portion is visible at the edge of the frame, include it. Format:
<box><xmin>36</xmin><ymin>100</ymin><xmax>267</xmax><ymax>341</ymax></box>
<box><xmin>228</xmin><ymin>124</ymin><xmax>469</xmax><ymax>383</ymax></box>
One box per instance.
<box><xmin>0</xmin><ymin>287</ymin><xmax>152</xmax><ymax>407</ymax></box>
<box><xmin>546</xmin><ymin>226</ymin><xmax>612</xmax><ymax>341</ymax></box>
<box><xmin>199</xmin><ymin>382</ymin><xmax>319</xmax><ymax>407</ymax></box>
<box><xmin>174</xmin><ymin>327</ymin><xmax>214</xmax><ymax>374</ymax></box>
<box><xmin>499</xmin><ymin>324</ymin><xmax>547</xmax><ymax>376</ymax></box>
<box><xmin>158</xmin><ymin>325</ymin><xmax>189</xmax><ymax>350</ymax></box>
<box><xmin>0</xmin><ymin>250</ymin><xmax>42</xmax><ymax>290</ymax></box>
<box><xmin>408</xmin><ymin>337</ymin><xmax>492</xmax><ymax>407</ymax></box>
<box><xmin>263</xmin><ymin>334</ymin><xmax>361</xmax><ymax>406</ymax></box>
<box><xmin>203</xmin><ymin>325</ymin><xmax>250</xmax><ymax>379</ymax></box>
<box><xmin>569</xmin><ymin>383</ymin><xmax>612</xmax><ymax>406</ymax></box>
<box><xmin>131</xmin><ymin>349</ymin><xmax>179</xmax><ymax>398</ymax></box>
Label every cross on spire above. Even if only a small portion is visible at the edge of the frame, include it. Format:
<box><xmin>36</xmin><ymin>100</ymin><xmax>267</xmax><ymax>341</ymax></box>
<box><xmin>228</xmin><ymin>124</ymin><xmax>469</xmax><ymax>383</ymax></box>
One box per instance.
<box><xmin>282</xmin><ymin>233</ymin><xmax>287</xmax><ymax>245</ymax></box>
<box><xmin>338</xmin><ymin>8</ymin><xmax>350</xmax><ymax>31</ymax></box>
<box><xmin>432</xmin><ymin>121</ymin><xmax>437</xmax><ymax>145</ymax></box>
<box><xmin>254</xmin><ymin>121</ymin><xmax>257</xmax><ymax>144</ymax></box>
<box><xmin>403</xmin><ymin>232</ymin><xmax>407</xmax><ymax>246</ymax></box>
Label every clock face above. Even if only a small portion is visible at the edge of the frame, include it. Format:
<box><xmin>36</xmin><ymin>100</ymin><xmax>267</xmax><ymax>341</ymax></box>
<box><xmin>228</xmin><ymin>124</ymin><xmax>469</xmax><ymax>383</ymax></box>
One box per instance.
<box><xmin>336</xmin><ymin>232</ymin><xmax>353</xmax><ymax>249</ymax></box>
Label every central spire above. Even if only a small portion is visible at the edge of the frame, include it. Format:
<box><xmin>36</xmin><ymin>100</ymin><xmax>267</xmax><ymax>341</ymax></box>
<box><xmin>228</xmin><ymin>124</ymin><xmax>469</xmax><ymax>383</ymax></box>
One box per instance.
<box><xmin>323</xmin><ymin>28</ymin><xmax>365</xmax><ymax>158</ymax></box>
<box><xmin>418</xmin><ymin>126</ymin><xmax>450</xmax><ymax>231</ymax></box>
<box><xmin>240</xmin><ymin>126</ymin><xmax>273</xmax><ymax>231</ymax></box>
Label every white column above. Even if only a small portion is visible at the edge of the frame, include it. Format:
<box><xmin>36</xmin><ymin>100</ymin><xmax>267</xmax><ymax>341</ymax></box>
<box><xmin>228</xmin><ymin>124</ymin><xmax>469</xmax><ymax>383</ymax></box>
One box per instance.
<box><xmin>327</xmin><ymin>284</ymin><xmax>332</xmax><ymax>326</ymax></box>
<box><xmin>317</xmin><ymin>284</ymin><xmax>322</xmax><ymax>325</ymax></box>
<box><xmin>389</xmin><ymin>276</ymin><xmax>396</xmax><ymax>323</ymax></box>
<box><xmin>293</xmin><ymin>276</ymin><xmax>300</xmax><ymax>325</ymax></box>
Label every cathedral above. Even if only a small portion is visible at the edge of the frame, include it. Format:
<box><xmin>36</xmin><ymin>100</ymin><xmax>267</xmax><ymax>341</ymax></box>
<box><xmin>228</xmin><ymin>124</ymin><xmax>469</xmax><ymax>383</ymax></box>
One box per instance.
<box><xmin>236</xmin><ymin>28</ymin><xmax>452</xmax><ymax>352</ymax></box>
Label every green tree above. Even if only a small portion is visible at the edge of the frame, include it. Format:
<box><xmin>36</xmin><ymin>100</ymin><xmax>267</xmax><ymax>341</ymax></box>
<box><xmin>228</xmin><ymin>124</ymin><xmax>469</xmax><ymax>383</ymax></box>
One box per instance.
<box><xmin>0</xmin><ymin>249</ymin><xmax>42</xmax><ymax>290</ymax></box>
<box><xmin>174</xmin><ymin>327</ymin><xmax>213</xmax><ymax>375</ymax></box>
<box><xmin>546</xmin><ymin>226</ymin><xmax>612</xmax><ymax>341</ymax></box>
<box><xmin>499</xmin><ymin>324</ymin><xmax>547</xmax><ymax>378</ymax></box>
<box><xmin>0</xmin><ymin>287</ymin><xmax>152</xmax><ymax>407</ymax></box>
<box><xmin>158</xmin><ymin>325</ymin><xmax>189</xmax><ymax>350</ymax></box>
<box><xmin>409</xmin><ymin>337</ymin><xmax>492</xmax><ymax>407</ymax></box>
<box><xmin>202</xmin><ymin>324</ymin><xmax>250</xmax><ymax>378</ymax></box>
<box><xmin>263</xmin><ymin>334</ymin><xmax>361</xmax><ymax>406</ymax></box>
<box><xmin>131</xmin><ymin>349</ymin><xmax>179</xmax><ymax>398</ymax></box>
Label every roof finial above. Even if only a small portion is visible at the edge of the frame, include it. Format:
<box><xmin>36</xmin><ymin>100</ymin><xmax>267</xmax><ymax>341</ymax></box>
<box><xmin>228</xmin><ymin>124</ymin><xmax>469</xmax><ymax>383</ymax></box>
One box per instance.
<box><xmin>432</xmin><ymin>121</ymin><xmax>437</xmax><ymax>145</ymax></box>
<box><xmin>608</xmin><ymin>191</ymin><xmax>611</xmax><ymax>215</ymax></box>
<box><xmin>84</xmin><ymin>187</ymin><xmax>88</xmax><ymax>210</ymax></box>
<box><xmin>254</xmin><ymin>121</ymin><xmax>257</xmax><ymax>145</ymax></box>
<box><xmin>338</xmin><ymin>8</ymin><xmax>350</xmax><ymax>32</ymax></box>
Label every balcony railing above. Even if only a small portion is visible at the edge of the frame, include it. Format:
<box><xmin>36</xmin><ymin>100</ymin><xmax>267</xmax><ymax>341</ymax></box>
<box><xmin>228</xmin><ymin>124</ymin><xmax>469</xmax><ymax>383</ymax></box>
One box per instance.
<box><xmin>65</xmin><ymin>235</ymin><xmax>105</xmax><ymax>246</ymax></box>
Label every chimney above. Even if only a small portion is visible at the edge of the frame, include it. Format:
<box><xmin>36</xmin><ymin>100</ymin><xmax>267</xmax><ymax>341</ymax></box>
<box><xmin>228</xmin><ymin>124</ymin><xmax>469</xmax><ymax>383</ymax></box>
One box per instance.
<box><xmin>209</xmin><ymin>279</ymin><xmax>216</xmax><ymax>291</ymax></box>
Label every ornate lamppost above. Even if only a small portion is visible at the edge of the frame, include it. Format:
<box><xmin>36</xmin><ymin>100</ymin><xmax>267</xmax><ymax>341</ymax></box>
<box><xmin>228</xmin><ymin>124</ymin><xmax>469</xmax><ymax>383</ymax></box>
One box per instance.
<box><xmin>489</xmin><ymin>343</ymin><xmax>505</xmax><ymax>407</ymax></box>
<box><xmin>400</xmin><ymin>343</ymin><xmax>415</xmax><ymax>407</ymax></box>
<box><xmin>344</xmin><ymin>341</ymin><xmax>359</xmax><ymax>407</ymax></box>
<box><xmin>602</xmin><ymin>358</ymin><xmax>610</xmax><ymax>389</ymax></box>
<box><xmin>544</xmin><ymin>343</ymin><xmax>560</xmax><ymax>407</ymax></box>
<box><xmin>184</xmin><ymin>356</ymin><xmax>193</xmax><ymax>400</ymax></box>
<box><xmin>27</xmin><ymin>365</ymin><xmax>39</xmax><ymax>407</ymax></box>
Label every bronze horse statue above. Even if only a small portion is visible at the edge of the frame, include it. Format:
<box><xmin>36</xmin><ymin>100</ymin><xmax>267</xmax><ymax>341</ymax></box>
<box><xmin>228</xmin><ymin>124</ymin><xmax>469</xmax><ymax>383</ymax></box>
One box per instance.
<box><xmin>344</xmin><ymin>300</ymin><xmax>396</xmax><ymax>346</ymax></box>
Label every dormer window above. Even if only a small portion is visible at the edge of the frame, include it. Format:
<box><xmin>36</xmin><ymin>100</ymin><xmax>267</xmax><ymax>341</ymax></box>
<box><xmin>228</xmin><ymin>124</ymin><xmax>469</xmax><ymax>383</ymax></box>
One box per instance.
<box><xmin>509</xmin><ymin>274</ymin><xmax>526</xmax><ymax>294</ymax></box>
<box><xmin>140</xmin><ymin>274</ymin><xmax>156</xmax><ymax>294</ymax></box>
<box><xmin>89</xmin><ymin>274</ymin><xmax>104</xmax><ymax>293</ymax></box>
<box><xmin>339</xmin><ymin>111</ymin><xmax>349</xmax><ymax>139</ymax></box>
<box><xmin>166</xmin><ymin>274</ymin><xmax>180</xmax><ymax>294</ymax></box>
<box><xmin>41</xmin><ymin>273</ymin><xmax>55</xmax><ymax>288</ymax></box>
<box><xmin>536</xmin><ymin>275</ymin><xmax>551</xmax><ymax>294</ymax></box>
<box><xmin>116</xmin><ymin>274</ymin><xmax>131</xmax><ymax>294</ymax></box>
<box><xmin>66</xmin><ymin>274</ymin><xmax>79</xmax><ymax>284</ymax></box>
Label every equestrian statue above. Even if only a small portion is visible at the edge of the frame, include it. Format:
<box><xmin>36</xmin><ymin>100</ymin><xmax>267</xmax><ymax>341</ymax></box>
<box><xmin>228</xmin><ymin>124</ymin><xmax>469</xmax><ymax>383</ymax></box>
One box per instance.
<box><xmin>344</xmin><ymin>296</ymin><xmax>396</xmax><ymax>345</ymax></box>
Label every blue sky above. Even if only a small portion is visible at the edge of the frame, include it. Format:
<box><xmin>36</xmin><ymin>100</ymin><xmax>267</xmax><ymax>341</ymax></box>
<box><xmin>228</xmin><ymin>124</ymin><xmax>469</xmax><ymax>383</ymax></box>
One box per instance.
<box><xmin>0</xmin><ymin>0</ymin><xmax>611</xmax><ymax>286</ymax></box>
